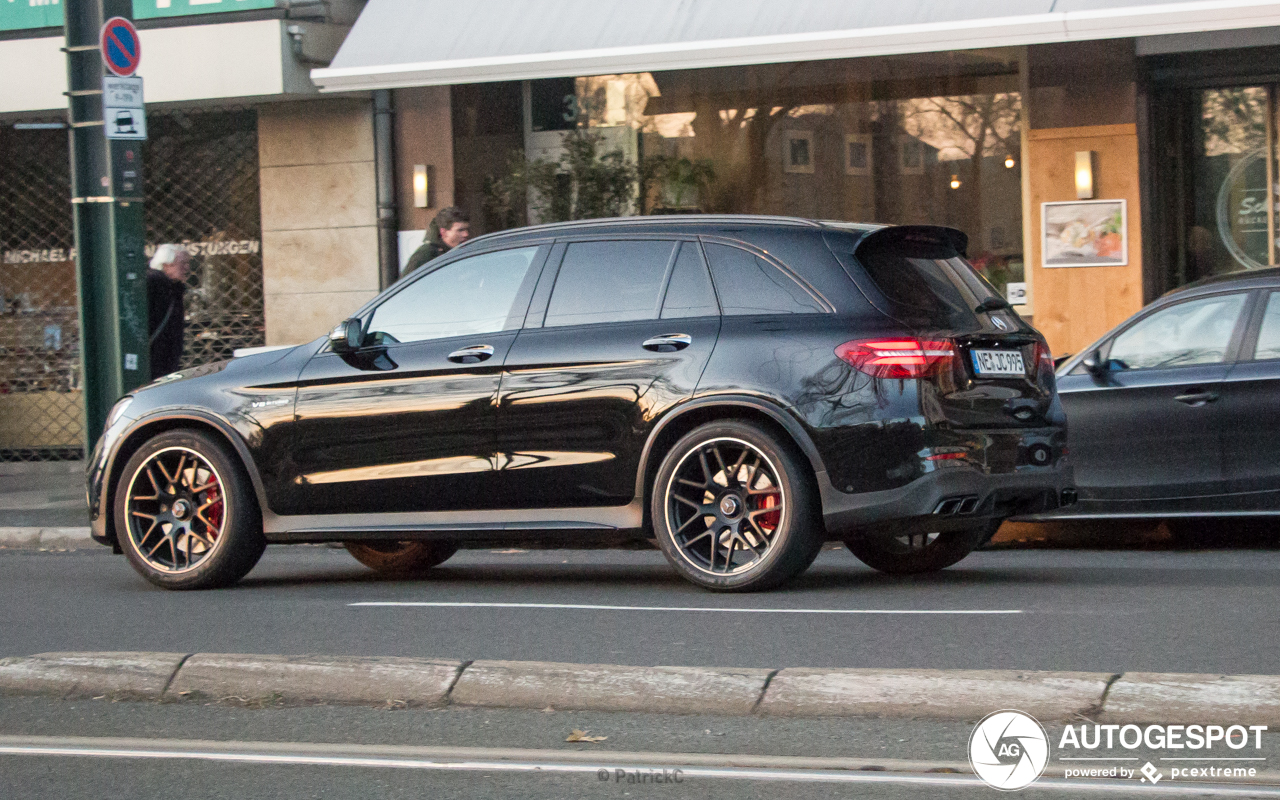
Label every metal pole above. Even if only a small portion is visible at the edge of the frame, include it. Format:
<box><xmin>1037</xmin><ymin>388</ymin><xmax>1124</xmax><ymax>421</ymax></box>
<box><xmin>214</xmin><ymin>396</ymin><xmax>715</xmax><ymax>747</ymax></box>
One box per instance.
<box><xmin>64</xmin><ymin>0</ymin><xmax>149</xmax><ymax>455</ymax></box>
<box><xmin>373</xmin><ymin>89</ymin><xmax>399</xmax><ymax>288</ymax></box>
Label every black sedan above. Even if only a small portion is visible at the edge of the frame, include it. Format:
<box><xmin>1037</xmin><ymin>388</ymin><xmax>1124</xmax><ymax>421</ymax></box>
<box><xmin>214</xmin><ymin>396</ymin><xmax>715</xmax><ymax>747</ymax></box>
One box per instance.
<box><xmin>1035</xmin><ymin>267</ymin><xmax>1280</xmax><ymax>534</ymax></box>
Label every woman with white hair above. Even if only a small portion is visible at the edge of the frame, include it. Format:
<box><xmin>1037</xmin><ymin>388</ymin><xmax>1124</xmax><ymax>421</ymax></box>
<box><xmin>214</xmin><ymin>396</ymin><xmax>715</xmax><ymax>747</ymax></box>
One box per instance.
<box><xmin>147</xmin><ymin>244</ymin><xmax>191</xmax><ymax>379</ymax></box>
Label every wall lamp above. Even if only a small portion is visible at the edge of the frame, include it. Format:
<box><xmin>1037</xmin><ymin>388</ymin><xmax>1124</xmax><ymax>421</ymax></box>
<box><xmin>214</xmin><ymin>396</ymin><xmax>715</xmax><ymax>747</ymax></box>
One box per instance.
<box><xmin>1075</xmin><ymin>151</ymin><xmax>1095</xmax><ymax>199</ymax></box>
<box><xmin>413</xmin><ymin>164</ymin><xmax>429</xmax><ymax>208</ymax></box>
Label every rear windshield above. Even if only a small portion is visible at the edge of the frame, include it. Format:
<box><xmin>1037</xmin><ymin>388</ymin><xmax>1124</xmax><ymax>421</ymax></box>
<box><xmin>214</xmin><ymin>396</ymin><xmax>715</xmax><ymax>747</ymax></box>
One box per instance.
<box><xmin>851</xmin><ymin>229</ymin><xmax>998</xmax><ymax>328</ymax></box>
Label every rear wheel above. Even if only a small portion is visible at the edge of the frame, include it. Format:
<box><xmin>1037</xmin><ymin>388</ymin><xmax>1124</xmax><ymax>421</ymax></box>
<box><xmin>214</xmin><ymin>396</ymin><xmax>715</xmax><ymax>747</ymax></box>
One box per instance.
<box><xmin>651</xmin><ymin>420</ymin><xmax>823</xmax><ymax>592</ymax></box>
<box><xmin>114</xmin><ymin>429</ymin><xmax>265</xmax><ymax>590</ymax></box>
<box><xmin>344</xmin><ymin>540</ymin><xmax>457</xmax><ymax>576</ymax></box>
<box><xmin>844</xmin><ymin>522</ymin><xmax>998</xmax><ymax>575</ymax></box>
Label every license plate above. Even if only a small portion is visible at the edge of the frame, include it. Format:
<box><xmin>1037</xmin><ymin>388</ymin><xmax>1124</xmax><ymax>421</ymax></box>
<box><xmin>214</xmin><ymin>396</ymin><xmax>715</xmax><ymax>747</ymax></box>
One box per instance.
<box><xmin>970</xmin><ymin>349</ymin><xmax>1025</xmax><ymax>376</ymax></box>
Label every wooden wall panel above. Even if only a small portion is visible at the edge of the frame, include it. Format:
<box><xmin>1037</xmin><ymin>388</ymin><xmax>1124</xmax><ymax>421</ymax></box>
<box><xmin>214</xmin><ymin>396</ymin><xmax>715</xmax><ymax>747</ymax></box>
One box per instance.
<box><xmin>1028</xmin><ymin>124</ymin><xmax>1144</xmax><ymax>356</ymax></box>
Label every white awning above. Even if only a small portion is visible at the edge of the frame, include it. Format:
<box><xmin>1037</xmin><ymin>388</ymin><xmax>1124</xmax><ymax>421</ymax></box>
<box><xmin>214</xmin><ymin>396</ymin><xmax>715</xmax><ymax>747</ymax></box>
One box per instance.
<box><xmin>313</xmin><ymin>0</ymin><xmax>1280</xmax><ymax>92</ymax></box>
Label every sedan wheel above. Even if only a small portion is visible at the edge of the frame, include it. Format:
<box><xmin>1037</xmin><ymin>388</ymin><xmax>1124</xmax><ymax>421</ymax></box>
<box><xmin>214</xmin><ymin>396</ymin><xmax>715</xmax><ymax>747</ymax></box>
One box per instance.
<box><xmin>652</xmin><ymin>421</ymin><xmax>822</xmax><ymax>591</ymax></box>
<box><xmin>345</xmin><ymin>540</ymin><xmax>457</xmax><ymax>576</ymax></box>
<box><xmin>844</xmin><ymin>522</ymin><xmax>998</xmax><ymax>575</ymax></box>
<box><xmin>115</xmin><ymin>429</ymin><xmax>264</xmax><ymax>589</ymax></box>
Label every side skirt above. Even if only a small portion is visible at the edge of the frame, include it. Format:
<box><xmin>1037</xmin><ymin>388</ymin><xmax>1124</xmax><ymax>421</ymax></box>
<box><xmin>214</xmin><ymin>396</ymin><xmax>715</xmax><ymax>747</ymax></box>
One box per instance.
<box><xmin>263</xmin><ymin>501</ymin><xmax>645</xmax><ymax>544</ymax></box>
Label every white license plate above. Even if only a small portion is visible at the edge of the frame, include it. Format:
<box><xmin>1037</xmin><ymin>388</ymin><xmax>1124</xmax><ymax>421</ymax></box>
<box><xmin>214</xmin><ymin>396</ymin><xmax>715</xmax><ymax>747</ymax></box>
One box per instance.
<box><xmin>970</xmin><ymin>349</ymin><xmax>1026</xmax><ymax>376</ymax></box>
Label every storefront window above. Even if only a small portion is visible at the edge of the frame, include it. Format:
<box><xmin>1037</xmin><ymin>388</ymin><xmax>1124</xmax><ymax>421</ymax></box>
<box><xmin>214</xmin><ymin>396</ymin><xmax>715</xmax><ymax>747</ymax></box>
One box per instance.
<box><xmin>469</xmin><ymin>53</ymin><xmax>1027</xmax><ymax>300</ymax></box>
<box><xmin>1188</xmin><ymin>86</ymin><xmax>1275</xmax><ymax>277</ymax></box>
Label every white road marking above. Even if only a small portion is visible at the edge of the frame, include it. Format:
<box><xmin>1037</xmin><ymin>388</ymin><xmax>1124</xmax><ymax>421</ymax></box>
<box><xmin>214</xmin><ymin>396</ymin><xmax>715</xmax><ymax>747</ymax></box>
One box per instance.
<box><xmin>0</xmin><ymin>737</ymin><xmax>1275</xmax><ymax>795</ymax></box>
<box><xmin>348</xmin><ymin>602</ymin><xmax>1023</xmax><ymax>614</ymax></box>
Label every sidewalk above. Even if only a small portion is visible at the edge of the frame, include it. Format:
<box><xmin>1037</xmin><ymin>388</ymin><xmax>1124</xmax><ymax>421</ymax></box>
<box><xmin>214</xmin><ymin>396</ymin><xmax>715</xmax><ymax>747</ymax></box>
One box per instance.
<box><xmin>0</xmin><ymin>462</ymin><xmax>91</xmax><ymax>547</ymax></box>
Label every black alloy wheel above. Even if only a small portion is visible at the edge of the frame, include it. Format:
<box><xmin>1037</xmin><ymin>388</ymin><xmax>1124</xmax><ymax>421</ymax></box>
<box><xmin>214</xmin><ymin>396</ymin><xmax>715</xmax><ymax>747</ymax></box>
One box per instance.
<box><xmin>115</xmin><ymin>429</ymin><xmax>265</xmax><ymax>589</ymax></box>
<box><xmin>344</xmin><ymin>540</ymin><xmax>458</xmax><ymax>576</ymax></box>
<box><xmin>843</xmin><ymin>522</ymin><xmax>998</xmax><ymax>575</ymax></box>
<box><xmin>651</xmin><ymin>420</ymin><xmax>823</xmax><ymax>591</ymax></box>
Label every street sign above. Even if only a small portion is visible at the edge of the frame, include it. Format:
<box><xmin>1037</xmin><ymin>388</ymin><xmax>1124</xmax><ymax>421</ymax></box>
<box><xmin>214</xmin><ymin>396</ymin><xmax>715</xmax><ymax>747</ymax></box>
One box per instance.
<box><xmin>103</xmin><ymin>75</ymin><xmax>146</xmax><ymax>140</ymax></box>
<box><xmin>100</xmin><ymin>16</ymin><xmax>141</xmax><ymax>77</ymax></box>
<box><xmin>105</xmin><ymin>107</ymin><xmax>146</xmax><ymax>140</ymax></box>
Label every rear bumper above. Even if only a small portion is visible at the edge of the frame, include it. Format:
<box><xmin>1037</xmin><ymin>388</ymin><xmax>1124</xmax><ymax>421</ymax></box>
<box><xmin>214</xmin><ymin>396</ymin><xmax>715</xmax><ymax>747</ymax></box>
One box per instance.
<box><xmin>819</xmin><ymin>461</ymin><xmax>1074</xmax><ymax>540</ymax></box>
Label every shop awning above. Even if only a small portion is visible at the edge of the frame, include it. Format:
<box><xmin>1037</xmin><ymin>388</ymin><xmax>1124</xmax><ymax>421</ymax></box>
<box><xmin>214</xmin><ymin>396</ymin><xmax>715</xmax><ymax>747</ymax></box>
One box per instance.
<box><xmin>312</xmin><ymin>0</ymin><xmax>1280</xmax><ymax>91</ymax></box>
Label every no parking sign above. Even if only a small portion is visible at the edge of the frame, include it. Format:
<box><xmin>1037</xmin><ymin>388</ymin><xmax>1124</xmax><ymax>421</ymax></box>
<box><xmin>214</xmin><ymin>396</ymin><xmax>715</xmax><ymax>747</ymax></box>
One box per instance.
<box><xmin>100</xmin><ymin>16</ymin><xmax>141</xmax><ymax>77</ymax></box>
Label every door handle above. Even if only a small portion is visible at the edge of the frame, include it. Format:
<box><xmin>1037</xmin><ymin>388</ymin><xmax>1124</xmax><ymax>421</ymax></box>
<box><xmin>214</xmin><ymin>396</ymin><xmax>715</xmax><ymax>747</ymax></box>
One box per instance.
<box><xmin>641</xmin><ymin>333</ymin><xmax>692</xmax><ymax>353</ymax></box>
<box><xmin>447</xmin><ymin>344</ymin><xmax>494</xmax><ymax>364</ymax></box>
<box><xmin>1174</xmin><ymin>389</ymin><xmax>1219</xmax><ymax>406</ymax></box>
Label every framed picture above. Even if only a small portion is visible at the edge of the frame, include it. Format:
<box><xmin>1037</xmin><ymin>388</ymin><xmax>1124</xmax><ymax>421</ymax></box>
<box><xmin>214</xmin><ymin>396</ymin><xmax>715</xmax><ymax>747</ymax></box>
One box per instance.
<box><xmin>845</xmin><ymin>133</ymin><xmax>871</xmax><ymax>176</ymax></box>
<box><xmin>1042</xmin><ymin>199</ymin><xmax>1127</xmax><ymax>268</ymax></box>
<box><xmin>899</xmin><ymin>137</ymin><xmax>924</xmax><ymax>175</ymax></box>
<box><xmin>784</xmin><ymin>131</ymin><xmax>814</xmax><ymax>174</ymax></box>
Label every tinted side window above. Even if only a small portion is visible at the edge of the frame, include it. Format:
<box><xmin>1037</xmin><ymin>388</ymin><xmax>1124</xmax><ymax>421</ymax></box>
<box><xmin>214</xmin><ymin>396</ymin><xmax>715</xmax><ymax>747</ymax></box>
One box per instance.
<box><xmin>702</xmin><ymin>243</ymin><xmax>825</xmax><ymax>315</ymax></box>
<box><xmin>544</xmin><ymin>240</ymin><xmax>676</xmax><ymax>327</ymax></box>
<box><xmin>1253</xmin><ymin>291</ymin><xmax>1280</xmax><ymax>360</ymax></box>
<box><xmin>367</xmin><ymin>246</ymin><xmax>539</xmax><ymax>344</ymax></box>
<box><xmin>1108</xmin><ymin>293</ymin><xmax>1246</xmax><ymax>370</ymax></box>
<box><xmin>661</xmin><ymin>242</ymin><xmax>719</xmax><ymax>319</ymax></box>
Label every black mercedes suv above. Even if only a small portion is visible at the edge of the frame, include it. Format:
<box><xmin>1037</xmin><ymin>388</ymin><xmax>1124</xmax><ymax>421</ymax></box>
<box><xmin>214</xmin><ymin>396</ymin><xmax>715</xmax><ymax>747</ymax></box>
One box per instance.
<box><xmin>88</xmin><ymin>216</ymin><xmax>1071</xmax><ymax>591</ymax></box>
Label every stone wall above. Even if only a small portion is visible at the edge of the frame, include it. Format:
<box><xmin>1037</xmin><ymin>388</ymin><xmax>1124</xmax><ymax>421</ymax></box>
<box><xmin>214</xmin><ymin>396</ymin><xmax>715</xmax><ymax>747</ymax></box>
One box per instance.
<box><xmin>258</xmin><ymin>98</ymin><xmax>379</xmax><ymax>346</ymax></box>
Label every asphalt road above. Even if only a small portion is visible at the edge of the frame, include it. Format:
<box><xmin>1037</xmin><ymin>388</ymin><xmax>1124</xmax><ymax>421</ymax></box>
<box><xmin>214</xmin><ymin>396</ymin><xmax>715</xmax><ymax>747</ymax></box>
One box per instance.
<box><xmin>3</xmin><ymin>696</ymin><xmax>1278</xmax><ymax>799</ymax></box>
<box><xmin>2</xmin><ymin>545</ymin><xmax>1278</xmax><ymax>674</ymax></box>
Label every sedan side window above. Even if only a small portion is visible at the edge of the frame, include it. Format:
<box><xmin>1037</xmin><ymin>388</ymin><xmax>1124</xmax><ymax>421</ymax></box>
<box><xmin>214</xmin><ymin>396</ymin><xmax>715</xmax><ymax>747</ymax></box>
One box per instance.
<box><xmin>366</xmin><ymin>246</ymin><xmax>540</xmax><ymax>344</ymax></box>
<box><xmin>660</xmin><ymin>242</ymin><xmax>719</xmax><ymax>319</ymax></box>
<box><xmin>1252</xmin><ymin>291</ymin><xmax>1280</xmax><ymax>360</ymax></box>
<box><xmin>544</xmin><ymin>240</ymin><xmax>676</xmax><ymax>327</ymax></box>
<box><xmin>703</xmin><ymin>243</ymin><xmax>826</xmax><ymax>315</ymax></box>
<box><xmin>1107</xmin><ymin>293</ymin><xmax>1246</xmax><ymax>370</ymax></box>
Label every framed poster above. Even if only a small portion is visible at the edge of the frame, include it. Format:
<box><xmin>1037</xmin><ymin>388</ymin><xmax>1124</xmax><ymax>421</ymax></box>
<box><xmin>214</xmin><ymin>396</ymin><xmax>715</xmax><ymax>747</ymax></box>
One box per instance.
<box><xmin>1042</xmin><ymin>199</ymin><xmax>1127</xmax><ymax>268</ymax></box>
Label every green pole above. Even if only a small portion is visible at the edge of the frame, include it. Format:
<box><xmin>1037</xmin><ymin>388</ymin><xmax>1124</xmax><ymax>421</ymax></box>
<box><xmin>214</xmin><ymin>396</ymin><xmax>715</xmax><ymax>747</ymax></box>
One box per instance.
<box><xmin>64</xmin><ymin>0</ymin><xmax>149</xmax><ymax>455</ymax></box>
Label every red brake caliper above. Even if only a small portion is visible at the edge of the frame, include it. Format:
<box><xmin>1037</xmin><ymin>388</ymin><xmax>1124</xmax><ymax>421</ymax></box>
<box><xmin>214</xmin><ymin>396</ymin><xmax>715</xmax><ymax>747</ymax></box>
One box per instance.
<box><xmin>203</xmin><ymin>475</ymin><xmax>223</xmax><ymax>537</ymax></box>
<box><xmin>754</xmin><ymin>492</ymin><xmax>780</xmax><ymax>533</ymax></box>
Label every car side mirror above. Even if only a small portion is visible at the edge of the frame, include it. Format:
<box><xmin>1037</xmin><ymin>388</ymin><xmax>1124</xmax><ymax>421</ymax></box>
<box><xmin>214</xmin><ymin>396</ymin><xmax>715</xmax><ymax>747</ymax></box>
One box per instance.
<box><xmin>328</xmin><ymin>318</ymin><xmax>364</xmax><ymax>353</ymax></box>
<box><xmin>1081</xmin><ymin>349</ymin><xmax>1106</xmax><ymax>377</ymax></box>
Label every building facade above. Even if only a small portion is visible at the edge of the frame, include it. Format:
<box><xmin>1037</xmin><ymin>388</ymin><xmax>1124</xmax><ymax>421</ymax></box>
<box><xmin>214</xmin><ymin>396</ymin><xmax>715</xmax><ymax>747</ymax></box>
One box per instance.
<box><xmin>7</xmin><ymin>0</ymin><xmax>1280</xmax><ymax>459</ymax></box>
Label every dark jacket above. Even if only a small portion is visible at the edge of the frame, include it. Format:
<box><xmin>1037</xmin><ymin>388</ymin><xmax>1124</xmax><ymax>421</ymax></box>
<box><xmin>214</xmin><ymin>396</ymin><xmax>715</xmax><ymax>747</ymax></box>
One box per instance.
<box><xmin>147</xmin><ymin>269</ymin><xmax>185</xmax><ymax>379</ymax></box>
<box><xmin>402</xmin><ymin>220</ymin><xmax>451</xmax><ymax>277</ymax></box>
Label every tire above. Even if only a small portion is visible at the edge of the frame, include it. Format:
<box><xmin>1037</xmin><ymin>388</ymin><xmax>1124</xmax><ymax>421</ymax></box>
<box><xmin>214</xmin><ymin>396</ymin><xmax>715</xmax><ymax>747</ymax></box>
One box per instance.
<box><xmin>844</xmin><ymin>522</ymin><xmax>998</xmax><ymax>575</ymax></box>
<box><xmin>650</xmin><ymin>420</ymin><xmax>823</xmax><ymax>592</ymax></box>
<box><xmin>114</xmin><ymin>428</ymin><xmax>265</xmax><ymax>590</ymax></box>
<box><xmin>344</xmin><ymin>540</ymin><xmax>457</xmax><ymax>576</ymax></box>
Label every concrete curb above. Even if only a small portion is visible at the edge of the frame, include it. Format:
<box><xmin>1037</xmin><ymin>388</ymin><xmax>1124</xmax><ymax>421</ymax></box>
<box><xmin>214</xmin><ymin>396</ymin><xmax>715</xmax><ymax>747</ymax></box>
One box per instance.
<box><xmin>1099</xmin><ymin>673</ymin><xmax>1280</xmax><ymax>725</ymax></box>
<box><xmin>451</xmin><ymin>660</ymin><xmax>772</xmax><ymax>715</ymax></box>
<box><xmin>0</xmin><ymin>527</ymin><xmax>94</xmax><ymax>550</ymax></box>
<box><xmin>168</xmin><ymin>653</ymin><xmax>464</xmax><ymax>707</ymax></box>
<box><xmin>5</xmin><ymin>652</ymin><xmax>1280</xmax><ymax>724</ymax></box>
<box><xmin>758</xmin><ymin>668</ymin><xmax>1115</xmax><ymax>720</ymax></box>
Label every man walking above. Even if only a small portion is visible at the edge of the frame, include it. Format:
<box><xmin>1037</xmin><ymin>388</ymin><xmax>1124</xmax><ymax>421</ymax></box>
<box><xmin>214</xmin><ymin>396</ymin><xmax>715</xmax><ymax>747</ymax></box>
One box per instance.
<box><xmin>403</xmin><ymin>207</ymin><xmax>470</xmax><ymax>276</ymax></box>
<box><xmin>147</xmin><ymin>244</ymin><xmax>191</xmax><ymax>380</ymax></box>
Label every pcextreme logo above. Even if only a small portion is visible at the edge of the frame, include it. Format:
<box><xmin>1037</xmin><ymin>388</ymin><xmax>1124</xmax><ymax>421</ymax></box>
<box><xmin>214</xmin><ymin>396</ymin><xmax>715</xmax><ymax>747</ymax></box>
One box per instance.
<box><xmin>969</xmin><ymin>710</ymin><xmax>1051</xmax><ymax>790</ymax></box>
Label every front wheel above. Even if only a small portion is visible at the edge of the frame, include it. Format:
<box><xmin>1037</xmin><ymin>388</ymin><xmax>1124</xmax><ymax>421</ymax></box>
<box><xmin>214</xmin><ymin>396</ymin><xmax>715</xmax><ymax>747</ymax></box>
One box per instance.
<box><xmin>844</xmin><ymin>522</ymin><xmax>998</xmax><ymax>575</ymax></box>
<box><xmin>651</xmin><ymin>420</ymin><xmax>823</xmax><ymax>592</ymax></box>
<box><xmin>344</xmin><ymin>540</ymin><xmax>457</xmax><ymax>576</ymax></box>
<box><xmin>114</xmin><ymin>429</ymin><xmax>265</xmax><ymax>590</ymax></box>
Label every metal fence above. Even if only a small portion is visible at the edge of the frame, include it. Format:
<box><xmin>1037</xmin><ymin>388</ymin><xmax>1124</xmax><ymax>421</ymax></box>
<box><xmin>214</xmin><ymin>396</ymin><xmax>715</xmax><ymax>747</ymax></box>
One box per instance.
<box><xmin>146</xmin><ymin>109</ymin><xmax>264</xmax><ymax>369</ymax></box>
<box><xmin>0</xmin><ymin>108</ymin><xmax>264</xmax><ymax>461</ymax></box>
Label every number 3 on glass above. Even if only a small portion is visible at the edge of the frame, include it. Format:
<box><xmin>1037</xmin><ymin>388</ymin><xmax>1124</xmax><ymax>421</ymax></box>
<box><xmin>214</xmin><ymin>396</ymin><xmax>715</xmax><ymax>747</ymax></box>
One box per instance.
<box><xmin>562</xmin><ymin>94</ymin><xmax>580</xmax><ymax>123</ymax></box>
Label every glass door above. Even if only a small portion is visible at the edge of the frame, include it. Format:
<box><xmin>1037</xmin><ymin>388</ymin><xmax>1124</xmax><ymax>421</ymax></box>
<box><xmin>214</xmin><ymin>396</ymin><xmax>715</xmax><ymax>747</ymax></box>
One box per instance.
<box><xmin>1157</xmin><ymin>85</ymin><xmax>1280</xmax><ymax>291</ymax></box>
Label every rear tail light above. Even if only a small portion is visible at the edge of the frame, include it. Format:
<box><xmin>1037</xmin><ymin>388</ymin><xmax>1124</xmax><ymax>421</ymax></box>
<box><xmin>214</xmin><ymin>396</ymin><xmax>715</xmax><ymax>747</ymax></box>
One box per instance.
<box><xmin>836</xmin><ymin>338</ymin><xmax>956</xmax><ymax>379</ymax></box>
<box><xmin>1034</xmin><ymin>340</ymin><xmax>1054</xmax><ymax>373</ymax></box>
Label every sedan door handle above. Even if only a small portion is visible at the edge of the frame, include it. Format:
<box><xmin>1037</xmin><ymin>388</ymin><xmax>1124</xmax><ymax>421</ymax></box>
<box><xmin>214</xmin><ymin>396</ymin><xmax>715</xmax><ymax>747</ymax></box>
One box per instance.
<box><xmin>642</xmin><ymin>333</ymin><xmax>692</xmax><ymax>353</ymax></box>
<box><xmin>447</xmin><ymin>344</ymin><xmax>494</xmax><ymax>364</ymax></box>
<box><xmin>1174</xmin><ymin>389</ymin><xmax>1219</xmax><ymax>406</ymax></box>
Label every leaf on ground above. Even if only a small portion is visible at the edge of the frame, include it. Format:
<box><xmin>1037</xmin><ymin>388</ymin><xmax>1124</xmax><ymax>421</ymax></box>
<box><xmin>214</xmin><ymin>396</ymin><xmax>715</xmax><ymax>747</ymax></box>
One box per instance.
<box><xmin>565</xmin><ymin>729</ymin><xmax>607</xmax><ymax>743</ymax></box>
